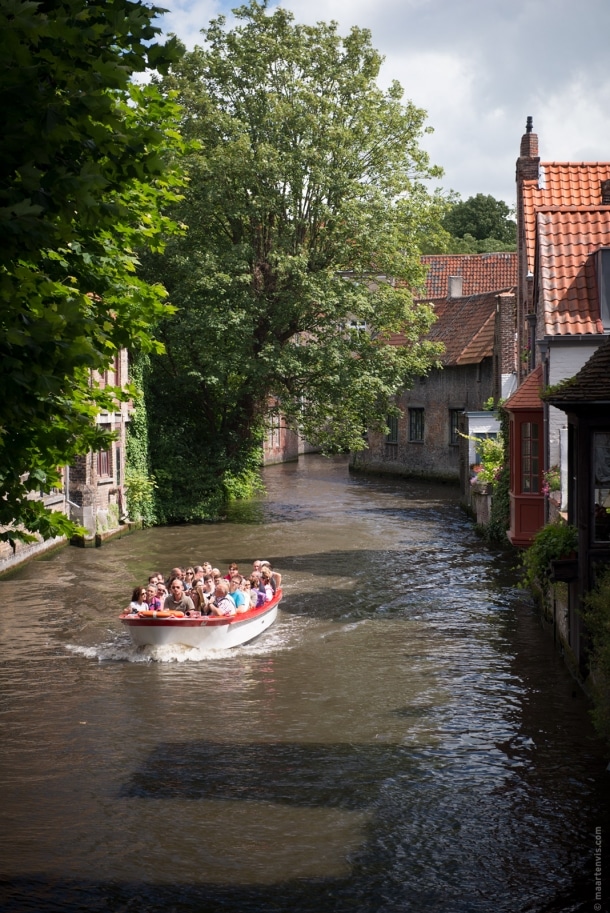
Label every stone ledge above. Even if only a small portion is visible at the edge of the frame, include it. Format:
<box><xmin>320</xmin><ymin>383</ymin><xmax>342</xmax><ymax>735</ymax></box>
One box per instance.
<box><xmin>70</xmin><ymin>520</ymin><xmax>142</xmax><ymax>549</ymax></box>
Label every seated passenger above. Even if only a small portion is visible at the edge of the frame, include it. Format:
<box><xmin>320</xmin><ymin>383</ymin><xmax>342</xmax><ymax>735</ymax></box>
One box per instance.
<box><xmin>225</xmin><ymin>562</ymin><xmax>240</xmax><ymax>581</ymax></box>
<box><xmin>249</xmin><ymin>574</ymin><xmax>266</xmax><ymax>607</ymax></box>
<box><xmin>229</xmin><ymin>575</ymin><xmax>248</xmax><ymax>612</ymax></box>
<box><xmin>241</xmin><ymin>576</ymin><xmax>256</xmax><ymax>609</ymax></box>
<box><xmin>163</xmin><ymin>579</ymin><xmax>195</xmax><ymax>615</ymax></box>
<box><xmin>208</xmin><ymin>580</ymin><xmax>236</xmax><ymax>616</ymax></box>
<box><xmin>129</xmin><ymin>586</ymin><xmax>148</xmax><ymax>613</ymax></box>
<box><xmin>260</xmin><ymin>567</ymin><xmax>275</xmax><ymax>601</ymax></box>
<box><xmin>261</xmin><ymin>561</ymin><xmax>281</xmax><ymax>591</ymax></box>
<box><xmin>145</xmin><ymin>584</ymin><xmax>162</xmax><ymax>612</ymax></box>
<box><xmin>190</xmin><ymin>582</ymin><xmax>209</xmax><ymax>615</ymax></box>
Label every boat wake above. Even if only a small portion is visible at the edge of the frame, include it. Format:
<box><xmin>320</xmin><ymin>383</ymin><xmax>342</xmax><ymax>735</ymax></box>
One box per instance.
<box><xmin>65</xmin><ymin>612</ymin><xmax>308</xmax><ymax>663</ymax></box>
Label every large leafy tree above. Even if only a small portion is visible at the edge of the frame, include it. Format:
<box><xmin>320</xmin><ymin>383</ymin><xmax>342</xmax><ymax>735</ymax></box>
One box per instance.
<box><xmin>145</xmin><ymin>1</ymin><xmax>445</xmax><ymax>522</ymax></box>
<box><xmin>0</xmin><ymin>0</ymin><xmax>186</xmax><ymax>543</ymax></box>
<box><xmin>442</xmin><ymin>193</ymin><xmax>516</xmax><ymax>249</ymax></box>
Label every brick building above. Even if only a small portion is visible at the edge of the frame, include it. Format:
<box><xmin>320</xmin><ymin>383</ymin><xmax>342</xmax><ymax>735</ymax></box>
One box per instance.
<box><xmin>351</xmin><ymin>254</ymin><xmax>518</xmax><ymax>485</ymax></box>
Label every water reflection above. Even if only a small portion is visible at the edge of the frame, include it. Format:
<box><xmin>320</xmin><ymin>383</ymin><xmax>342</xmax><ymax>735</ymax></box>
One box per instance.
<box><xmin>0</xmin><ymin>455</ymin><xmax>608</xmax><ymax>913</ymax></box>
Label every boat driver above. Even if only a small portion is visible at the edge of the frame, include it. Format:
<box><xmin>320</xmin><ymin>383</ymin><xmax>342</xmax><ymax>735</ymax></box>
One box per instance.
<box><xmin>163</xmin><ymin>579</ymin><xmax>195</xmax><ymax>615</ymax></box>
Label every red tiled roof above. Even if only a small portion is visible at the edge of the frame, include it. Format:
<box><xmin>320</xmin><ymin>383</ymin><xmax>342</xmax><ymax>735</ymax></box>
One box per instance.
<box><xmin>505</xmin><ymin>365</ymin><xmax>543</xmax><ymax>410</ymax></box>
<box><xmin>457</xmin><ymin>311</ymin><xmax>496</xmax><ymax>365</ymax></box>
<box><xmin>417</xmin><ymin>253</ymin><xmax>517</xmax><ymax>299</ymax></box>
<box><xmin>536</xmin><ymin>208</ymin><xmax>610</xmax><ymax>335</ymax></box>
<box><xmin>423</xmin><ymin>288</ymin><xmax>514</xmax><ymax>366</ymax></box>
<box><xmin>522</xmin><ymin>162</ymin><xmax>610</xmax><ymax>271</ymax></box>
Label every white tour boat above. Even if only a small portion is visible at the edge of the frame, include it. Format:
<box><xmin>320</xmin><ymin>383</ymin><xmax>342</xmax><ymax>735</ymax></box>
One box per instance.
<box><xmin>120</xmin><ymin>588</ymin><xmax>282</xmax><ymax>650</ymax></box>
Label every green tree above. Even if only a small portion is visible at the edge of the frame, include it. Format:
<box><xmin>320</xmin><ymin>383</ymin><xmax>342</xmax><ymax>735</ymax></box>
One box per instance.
<box><xmin>0</xmin><ymin>0</ymin><xmax>186</xmax><ymax>544</ymax></box>
<box><xmin>144</xmin><ymin>1</ymin><xmax>445</xmax><ymax>522</ymax></box>
<box><xmin>441</xmin><ymin>193</ymin><xmax>516</xmax><ymax>250</ymax></box>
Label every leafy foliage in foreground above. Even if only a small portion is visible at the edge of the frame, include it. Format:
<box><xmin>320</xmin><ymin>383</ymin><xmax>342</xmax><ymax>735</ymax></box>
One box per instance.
<box><xmin>144</xmin><ymin>1</ymin><xmax>445</xmax><ymax>521</ymax></box>
<box><xmin>0</xmin><ymin>0</ymin><xmax>186</xmax><ymax>543</ymax></box>
<box><xmin>581</xmin><ymin>564</ymin><xmax>610</xmax><ymax>750</ymax></box>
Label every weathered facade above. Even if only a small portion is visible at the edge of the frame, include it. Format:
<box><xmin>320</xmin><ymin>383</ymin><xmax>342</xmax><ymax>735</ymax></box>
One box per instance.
<box><xmin>507</xmin><ymin>119</ymin><xmax>610</xmax><ymax>547</ymax></box>
<box><xmin>262</xmin><ymin>413</ymin><xmax>317</xmax><ymax>465</ymax></box>
<box><xmin>352</xmin><ymin>270</ymin><xmax>517</xmax><ymax>487</ymax></box>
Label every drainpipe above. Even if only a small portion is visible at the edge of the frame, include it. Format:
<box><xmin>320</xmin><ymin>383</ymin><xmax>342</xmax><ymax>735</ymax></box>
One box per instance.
<box><xmin>539</xmin><ymin>339</ymin><xmax>550</xmax><ymax>523</ymax></box>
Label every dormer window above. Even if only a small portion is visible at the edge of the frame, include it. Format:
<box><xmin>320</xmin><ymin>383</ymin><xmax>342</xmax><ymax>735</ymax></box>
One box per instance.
<box><xmin>597</xmin><ymin>248</ymin><xmax>610</xmax><ymax>331</ymax></box>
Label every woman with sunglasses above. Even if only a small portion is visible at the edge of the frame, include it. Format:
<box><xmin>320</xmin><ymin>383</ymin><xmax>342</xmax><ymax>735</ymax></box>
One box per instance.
<box><xmin>128</xmin><ymin>586</ymin><xmax>148</xmax><ymax>614</ymax></box>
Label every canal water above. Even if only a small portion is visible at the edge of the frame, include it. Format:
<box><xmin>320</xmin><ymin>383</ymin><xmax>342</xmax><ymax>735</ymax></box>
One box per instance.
<box><xmin>0</xmin><ymin>455</ymin><xmax>608</xmax><ymax>913</ymax></box>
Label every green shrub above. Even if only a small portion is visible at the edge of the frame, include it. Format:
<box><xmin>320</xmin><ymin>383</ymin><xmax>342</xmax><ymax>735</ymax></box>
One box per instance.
<box><xmin>520</xmin><ymin>520</ymin><xmax>578</xmax><ymax>592</ymax></box>
<box><xmin>581</xmin><ymin>564</ymin><xmax>610</xmax><ymax>750</ymax></box>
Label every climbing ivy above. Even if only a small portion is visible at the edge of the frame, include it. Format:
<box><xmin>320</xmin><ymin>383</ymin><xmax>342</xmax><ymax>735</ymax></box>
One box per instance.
<box><xmin>125</xmin><ymin>354</ymin><xmax>157</xmax><ymax>526</ymax></box>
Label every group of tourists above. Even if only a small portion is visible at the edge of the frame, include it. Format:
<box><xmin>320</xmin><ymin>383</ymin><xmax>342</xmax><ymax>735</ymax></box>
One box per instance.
<box><xmin>127</xmin><ymin>560</ymin><xmax>281</xmax><ymax>618</ymax></box>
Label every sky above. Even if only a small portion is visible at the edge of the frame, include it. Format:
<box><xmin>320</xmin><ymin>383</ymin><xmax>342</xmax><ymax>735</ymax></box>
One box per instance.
<box><xmin>154</xmin><ymin>0</ymin><xmax>610</xmax><ymax>209</ymax></box>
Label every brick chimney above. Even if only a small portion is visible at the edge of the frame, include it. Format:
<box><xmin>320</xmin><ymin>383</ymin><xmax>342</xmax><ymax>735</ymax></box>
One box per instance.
<box><xmin>516</xmin><ymin>117</ymin><xmax>540</xmax><ymax>382</ymax></box>
<box><xmin>602</xmin><ymin>179</ymin><xmax>610</xmax><ymax>205</ymax></box>
<box><xmin>516</xmin><ymin>116</ymin><xmax>540</xmax><ymax>182</ymax></box>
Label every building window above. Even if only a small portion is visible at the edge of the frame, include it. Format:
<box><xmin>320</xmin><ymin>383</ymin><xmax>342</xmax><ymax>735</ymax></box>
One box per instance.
<box><xmin>521</xmin><ymin>421</ymin><xmax>539</xmax><ymax>493</ymax></box>
<box><xmin>449</xmin><ymin>410</ymin><xmax>462</xmax><ymax>446</ymax></box>
<box><xmin>386</xmin><ymin>414</ymin><xmax>398</xmax><ymax>445</ymax></box>
<box><xmin>594</xmin><ymin>431</ymin><xmax>610</xmax><ymax>541</ymax></box>
<box><xmin>97</xmin><ymin>423</ymin><xmax>113</xmax><ymax>479</ymax></box>
<box><xmin>409</xmin><ymin>408</ymin><xmax>424</xmax><ymax>442</ymax></box>
<box><xmin>268</xmin><ymin>412</ymin><xmax>281</xmax><ymax>449</ymax></box>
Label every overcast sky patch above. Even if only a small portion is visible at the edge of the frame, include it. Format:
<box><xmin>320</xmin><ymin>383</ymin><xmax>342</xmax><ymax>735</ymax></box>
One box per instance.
<box><xmin>156</xmin><ymin>0</ymin><xmax>610</xmax><ymax>208</ymax></box>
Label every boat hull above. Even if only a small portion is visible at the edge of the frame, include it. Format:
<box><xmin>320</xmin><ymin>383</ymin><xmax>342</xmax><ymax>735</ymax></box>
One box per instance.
<box><xmin>120</xmin><ymin>589</ymin><xmax>281</xmax><ymax>650</ymax></box>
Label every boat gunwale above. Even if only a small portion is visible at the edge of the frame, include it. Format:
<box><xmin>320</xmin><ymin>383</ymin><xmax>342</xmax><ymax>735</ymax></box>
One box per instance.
<box><xmin>120</xmin><ymin>588</ymin><xmax>282</xmax><ymax>629</ymax></box>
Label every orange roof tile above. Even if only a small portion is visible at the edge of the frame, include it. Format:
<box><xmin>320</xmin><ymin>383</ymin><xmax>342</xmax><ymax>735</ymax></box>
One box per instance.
<box><xmin>426</xmin><ymin>288</ymin><xmax>514</xmax><ymax>366</ymax></box>
<box><xmin>522</xmin><ymin>162</ymin><xmax>610</xmax><ymax>271</ymax></box>
<box><xmin>418</xmin><ymin>253</ymin><xmax>517</xmax><ymax>299</ymax></box>
<box><xmin>505</xmin><ymin>365</ymin><xmax>543</xmax><ymax>410</ymax></box>
<box><xmin>536</xmin><ymin>208</ymin><xmax>610</xmax><ymax>335</ymax></box>
<box><xmin>457</xmin><ymin>311</ymin><xmax>496</xmax><ymax>365</ymax></box>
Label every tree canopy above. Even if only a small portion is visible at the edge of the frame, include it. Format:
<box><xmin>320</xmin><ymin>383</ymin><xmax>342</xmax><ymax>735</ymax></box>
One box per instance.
<box><xmin>0</xmin><ymin>0</ymin><xmax>186</xmax><ymax>543</ymax></box>
<box><xmin>441</xmin><ymin>193</ymin><xmax>516</xmax><ymax>251</ymax></box>
<box><xmin>143</xmin><ymin>2</ymin><xmax>445</xmax><ymax>522</ymax></box>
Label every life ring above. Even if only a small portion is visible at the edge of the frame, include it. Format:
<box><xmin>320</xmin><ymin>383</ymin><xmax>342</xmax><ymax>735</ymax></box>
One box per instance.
<box><xmin>169</xmin><ymin>611</ymin><xmax>185</xmax><ymax>618</ymax></box>
<box><xmin>138</xmin><ymin>609</ymin><xmax>172</xmax><ymax>618</ymax></box>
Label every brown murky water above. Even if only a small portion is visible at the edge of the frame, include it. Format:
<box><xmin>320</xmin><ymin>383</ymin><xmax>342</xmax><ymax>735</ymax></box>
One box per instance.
<box><xmin>0</xmin><ymin>454</ymin><xmax>608</xmax><ymax>913</ymax></box>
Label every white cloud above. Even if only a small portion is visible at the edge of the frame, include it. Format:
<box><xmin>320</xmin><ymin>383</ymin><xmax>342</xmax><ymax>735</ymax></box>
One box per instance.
<box><xmin>154</xmin><ymin>0</ymin><xmax>610</xmax><ymax>206</ymax></box>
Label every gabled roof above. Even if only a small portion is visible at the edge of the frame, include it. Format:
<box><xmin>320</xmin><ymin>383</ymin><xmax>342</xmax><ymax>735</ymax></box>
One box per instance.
<box><xmin>418</xmin><ymin>253</ymin><xmax>517</xmax><ymax>299</ymax></box>
<box><xmin>536</xmin><ymin>208</ymin><xmax>610</xmax><ymax>335</ymax></box>
<box><xmin>505</xmin><ymin>364</ymin><xmax>543</xmax><ymax>410</ymax></box>
<box><xmin>424</xmin><ymin>288</ymin><xmax>514</xmax><ymax>367</ymax></box>
<box><xmin>546</xmin><ymin>337</ymin><xmax>610</xmax><ymax>405</ymax></box>
<box><xmin>523</xmin><ymin>162</ymin><xmax>610</xmax><ymax>271</ymax></box>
